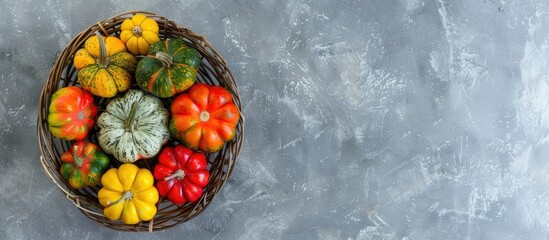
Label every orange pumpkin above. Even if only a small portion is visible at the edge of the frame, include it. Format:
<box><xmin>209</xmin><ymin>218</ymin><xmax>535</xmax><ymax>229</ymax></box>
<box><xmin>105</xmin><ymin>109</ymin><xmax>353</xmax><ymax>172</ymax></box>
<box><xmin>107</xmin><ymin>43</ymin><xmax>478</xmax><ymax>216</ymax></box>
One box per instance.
<box><xmin>169</xmin><ymin>83</ymin><xmax>240</xmax><ymax>152</ymax></box>
<box><xmin>47</xmin><ymin>86</ymin><xmax>98</xmax><ymax>140</ymax></box>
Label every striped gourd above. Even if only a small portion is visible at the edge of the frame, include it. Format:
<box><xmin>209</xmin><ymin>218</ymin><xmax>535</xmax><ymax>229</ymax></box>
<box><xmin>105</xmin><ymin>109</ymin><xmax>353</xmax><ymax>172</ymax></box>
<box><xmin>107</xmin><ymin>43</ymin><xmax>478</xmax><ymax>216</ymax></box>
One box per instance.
<box><xmin>97</xmin><ymin>89</ymin><xmax>169</xmax><ymax>162</ymax></box>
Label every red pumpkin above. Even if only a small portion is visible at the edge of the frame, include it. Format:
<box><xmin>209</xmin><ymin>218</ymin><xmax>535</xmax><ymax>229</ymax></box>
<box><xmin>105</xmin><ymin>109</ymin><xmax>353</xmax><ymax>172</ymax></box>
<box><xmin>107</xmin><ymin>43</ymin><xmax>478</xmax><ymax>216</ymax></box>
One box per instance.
<box><xmin>47</xmin><ymin>86</ymin><xmax>98</xmax><ymax>140</ymax></box>
<box><xmin>169</xmin><ymin>83</ymin><xmax>240</xmax><ymax>152</ymax></box>
<box><xmin>153</xmin><ymin>144</ymin><xmax>209</xmax><ymax>205</ymax></box>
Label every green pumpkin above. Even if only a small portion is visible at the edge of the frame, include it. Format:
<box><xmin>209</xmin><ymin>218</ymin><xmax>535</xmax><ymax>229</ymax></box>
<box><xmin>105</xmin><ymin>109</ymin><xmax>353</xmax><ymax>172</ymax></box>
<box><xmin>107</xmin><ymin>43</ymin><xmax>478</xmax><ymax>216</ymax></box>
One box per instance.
<box><xmin>135</xmin><ymin>38</ymin><xmax>201</xmax><ymax>98</ymax></box>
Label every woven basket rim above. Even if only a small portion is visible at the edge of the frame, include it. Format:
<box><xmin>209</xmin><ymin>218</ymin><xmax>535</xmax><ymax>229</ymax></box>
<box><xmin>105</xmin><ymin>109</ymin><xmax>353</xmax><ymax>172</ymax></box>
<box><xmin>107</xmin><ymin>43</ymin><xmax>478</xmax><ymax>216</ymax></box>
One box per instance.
<box><xmin>36</xmin><ymin>10</ymin><xmax>244</xmax><ymax>232</ymax></box>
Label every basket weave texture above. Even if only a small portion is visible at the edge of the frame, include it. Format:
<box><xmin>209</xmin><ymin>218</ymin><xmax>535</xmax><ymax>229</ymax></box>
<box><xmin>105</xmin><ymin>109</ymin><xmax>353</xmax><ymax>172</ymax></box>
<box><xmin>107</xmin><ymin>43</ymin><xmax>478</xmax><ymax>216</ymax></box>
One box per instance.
<box><xmin>37</xmin><ymin>11</ymin><xmax>244</xmax><ymax>232</ymax></box>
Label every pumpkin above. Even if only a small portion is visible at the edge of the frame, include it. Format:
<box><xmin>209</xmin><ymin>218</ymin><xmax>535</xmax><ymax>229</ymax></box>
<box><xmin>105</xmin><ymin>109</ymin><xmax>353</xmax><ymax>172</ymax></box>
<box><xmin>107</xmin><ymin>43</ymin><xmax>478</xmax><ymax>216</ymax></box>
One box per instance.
<box><xmin>153</xmin><ymin>144</ymin><xmax>210</xmax><ymax>205</ymax></box>
<box><xmin>170</xmin><ymin>83</ymin><xmax>240</xmax><ymax>152</ymax></box>
<box><xmin>120</xmin><ymin>13</ymin><xmax>160</xmax><ymax>55</ymax></box>
<box><xmin>60</xmin><ymin>141</ymin><xmax>110</xmax><ymax>189</ymax></box>
<box><xmin>98</xmin><ymin>163</ymin><xmax>159</xmax><ymax>224</ymax></box>
<box><xmin>47</xmin><ymin>86</ymin><xmax>98</xmax><ymax>140</ymax></box>
<box><xmin>135</xmin><ymin>38</ymin><xmax>201</xmax><ymax>98</ymax></box>
<box><xmin>97</xmin><ymin>89</ymin><xmax>170</xmax><ymax>163</ymax></box>
<box><xmin>74</xmin><ymin>32</ymin><xmax>137</xmax><ymax>98</ymax></box>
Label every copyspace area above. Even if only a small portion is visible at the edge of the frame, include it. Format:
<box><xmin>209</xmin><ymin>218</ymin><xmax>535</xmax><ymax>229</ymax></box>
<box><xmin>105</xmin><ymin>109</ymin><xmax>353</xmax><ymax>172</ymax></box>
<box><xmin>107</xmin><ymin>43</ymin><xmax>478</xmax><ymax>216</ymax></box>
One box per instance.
<box><xmin>1</xmin><ymin>1</ymin><xmax>548</xmax><ymax>239</ymax></box>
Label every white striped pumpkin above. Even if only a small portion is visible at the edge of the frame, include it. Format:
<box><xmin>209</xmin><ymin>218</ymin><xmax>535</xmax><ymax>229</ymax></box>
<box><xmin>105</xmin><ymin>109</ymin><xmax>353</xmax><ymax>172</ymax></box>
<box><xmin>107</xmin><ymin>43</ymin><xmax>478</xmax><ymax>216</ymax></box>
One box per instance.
<box><xmin>97</xmin><ymin>89</ymin><xmax>169</xmax><ymax>163</ymax></box>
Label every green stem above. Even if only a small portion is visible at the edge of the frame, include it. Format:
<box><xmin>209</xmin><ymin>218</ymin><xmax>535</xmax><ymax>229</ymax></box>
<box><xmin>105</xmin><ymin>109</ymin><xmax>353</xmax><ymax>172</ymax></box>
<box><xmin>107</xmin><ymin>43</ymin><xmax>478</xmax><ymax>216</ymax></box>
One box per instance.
<box><xmin>164</xmin><ymin>169</ymin><xmax>185</xmax><ymax>181</ymax></box>
<box><xmin>107</xmin><ymin>190</ymin><xmax>133</xmax><ymax>206</ymax></box>
<box><xmin>95</xmin><ymin>31</ymin><xmax>108</xmax><ymax>67</ymax></box>
<box><xmin>72</xmin><ymin>145</ymin><xmax>83</xmax><ymax>168</ymax></box>
<box><xmin>125</xmin><ymin>102</ymin><xmax>138</xmax><ymax>132</ymax></box>
<box><xmin>156</xmin><ymin>51</ymin><xmax>173</xmax><ymax>68</ymax></box>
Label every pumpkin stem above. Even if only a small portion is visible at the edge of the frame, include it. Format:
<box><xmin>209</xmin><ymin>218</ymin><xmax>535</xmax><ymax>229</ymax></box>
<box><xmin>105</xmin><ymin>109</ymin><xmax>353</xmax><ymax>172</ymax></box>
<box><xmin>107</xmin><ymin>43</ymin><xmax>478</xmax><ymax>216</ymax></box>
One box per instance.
<box><xmin>107</xmin><ymin>190</ymin><xmax>133</xmax><ymax>206</ymax></box>
<box><xmin>199</xmin><ymin>111</ymin><xmax>210</xmax><ymax>122</ymax></box>
<box><xmin>156</xmin><ymin>52</ymin><xmax>173</xmax><ymax>68</ymax></box>
<box><xmin>77</xmin><ymin>111</ymin><xmax>85</xmax><ymax>121</ymax></box>
<box><xmin>72</xmin><ymin>145</ymin><xmax>84</xmax><ymax>168</ymax></box>
<box><xmin>125</xmin><ymin>102</ymin><xmax>138</xmax><ymax>132</ymax></box>
<box><xmin>132</xmin><ymin>26</ymin><xmax>143</xmax><ymax>37</ymax></box>
<box><xmin>164</xmin><ymin>169</ymin><xmax>185</xmax><ymax>181</ymax></box>
<box><xmin>95</xmin><ymin>31</ymin><xmax>108</xmax><ymax>67</ymax></box>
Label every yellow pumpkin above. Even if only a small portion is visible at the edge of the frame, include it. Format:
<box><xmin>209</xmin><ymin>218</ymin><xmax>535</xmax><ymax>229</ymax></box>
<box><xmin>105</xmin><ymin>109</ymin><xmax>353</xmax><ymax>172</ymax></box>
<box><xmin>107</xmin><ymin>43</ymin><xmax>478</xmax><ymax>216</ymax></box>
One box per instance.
<box><xmin>74</xmin><ymin>32</ymin><xmax>137</xmax><ymax>98</ymax></box>
<box><xmin>120</xmin><ymin>14</ymin><xmax>160</xmax><ymax>55</ymax></box>
<box><xmin>98</xmin><ymin>163</ymin><xmax>159</xmax><ymax>224</ymax></box>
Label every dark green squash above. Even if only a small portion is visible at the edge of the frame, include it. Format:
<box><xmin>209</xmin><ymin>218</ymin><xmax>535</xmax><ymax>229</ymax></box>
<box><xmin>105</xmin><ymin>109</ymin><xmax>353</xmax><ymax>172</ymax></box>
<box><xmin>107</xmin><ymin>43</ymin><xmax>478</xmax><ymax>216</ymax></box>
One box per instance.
<box><xmin>135</xmin><ymin>38</ymin><xmax>201</xmax><ymax>98</ymax></box>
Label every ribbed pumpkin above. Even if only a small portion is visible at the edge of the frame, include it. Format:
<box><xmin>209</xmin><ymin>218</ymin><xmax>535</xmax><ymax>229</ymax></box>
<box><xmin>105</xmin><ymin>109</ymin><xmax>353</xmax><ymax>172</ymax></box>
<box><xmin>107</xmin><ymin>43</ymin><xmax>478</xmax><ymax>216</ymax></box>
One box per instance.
<box><xmin>60</xmin><ymin>141</ymin><xmax>110</xmax><ymax>189</ymax></box>
<box><xmin>74</xmin><ymin>32</ymin><xmax>137</xmax><ymax>98</ymax></box>
<box><xmin>98</xmin><ymin>163</ymin><xmax>159</xmax><ymax>224</ymax></box>
<box><xmin>120</xmin><ymin>13</ymin><xmax>160</xmax><ymax>55</ymax></box>
<box><xmin>47</xmin><ymin>86</ymin><xmax>98</xmax><ymax>141</ymax></box>
<box><xmin>135</xmin><ymin>38</ymin><xmax>201</xmax><ymax>98</ymax></box>
<box><xmin>97</xmin><ymin>89</ymin><xmax>170</xmax><ymax>163</ymax></box>
<box><xmin>170</xmin><ymin>83</ymin><xmax>240</xmax><ymax>152</ymax></box>
<box><xmin>153</xmin><ymin>144</ymin><xmax>210</xmax><ymax>205</ymax></box>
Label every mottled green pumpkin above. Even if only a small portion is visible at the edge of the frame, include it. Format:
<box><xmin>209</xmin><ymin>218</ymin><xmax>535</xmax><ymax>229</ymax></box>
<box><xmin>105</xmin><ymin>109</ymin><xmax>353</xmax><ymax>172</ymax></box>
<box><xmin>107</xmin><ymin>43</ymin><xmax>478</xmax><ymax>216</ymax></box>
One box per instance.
<box><xmin>75</xmin><ymin>32</ymin><xmax>137</xmax><ymax>98</ymax></box>
<box><xmin>60</xmin><ymin>141</ymin><xmax>110</xmax><ymax>189</ymax></box>
<box><xmin>135</xmin><ymin>38</ymin><xmax>201</xmax><ymax>98</ymax></box>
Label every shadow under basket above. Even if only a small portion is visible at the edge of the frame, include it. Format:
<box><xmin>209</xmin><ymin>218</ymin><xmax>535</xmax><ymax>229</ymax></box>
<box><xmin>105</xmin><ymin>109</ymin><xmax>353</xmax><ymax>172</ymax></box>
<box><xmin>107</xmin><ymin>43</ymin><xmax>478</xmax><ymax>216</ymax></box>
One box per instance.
<box><xmin>36</xmin><ymin>11</ymin><xmax>244</xmax><ymax>232</ymax></box>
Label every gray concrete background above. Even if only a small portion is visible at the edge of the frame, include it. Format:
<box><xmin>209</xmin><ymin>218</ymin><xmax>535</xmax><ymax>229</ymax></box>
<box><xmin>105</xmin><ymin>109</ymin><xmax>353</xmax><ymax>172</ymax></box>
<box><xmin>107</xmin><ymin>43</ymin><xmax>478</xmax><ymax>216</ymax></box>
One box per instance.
<box><xmin>2</xmin><ymin>0</ymin><xmax>549</xmax><ymax>239</ymax></box>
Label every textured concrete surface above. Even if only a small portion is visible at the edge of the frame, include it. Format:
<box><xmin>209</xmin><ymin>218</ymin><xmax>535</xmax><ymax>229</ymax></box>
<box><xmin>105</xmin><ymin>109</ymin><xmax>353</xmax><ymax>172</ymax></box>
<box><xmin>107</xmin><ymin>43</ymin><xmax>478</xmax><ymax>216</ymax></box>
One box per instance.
<box><xmin>2</xmin><ymin>0</ymin><xmax>549</xmax><ymax>239</ymax></box>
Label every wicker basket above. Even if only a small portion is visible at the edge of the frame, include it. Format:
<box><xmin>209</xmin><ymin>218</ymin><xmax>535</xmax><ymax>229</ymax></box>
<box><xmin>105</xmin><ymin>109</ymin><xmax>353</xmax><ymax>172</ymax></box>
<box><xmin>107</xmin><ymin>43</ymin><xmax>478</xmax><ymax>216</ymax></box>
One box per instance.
<box><xmin>37</xmin><ymin>11</ymin><xmax>244</xmax><ymax>232</ymax></box>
